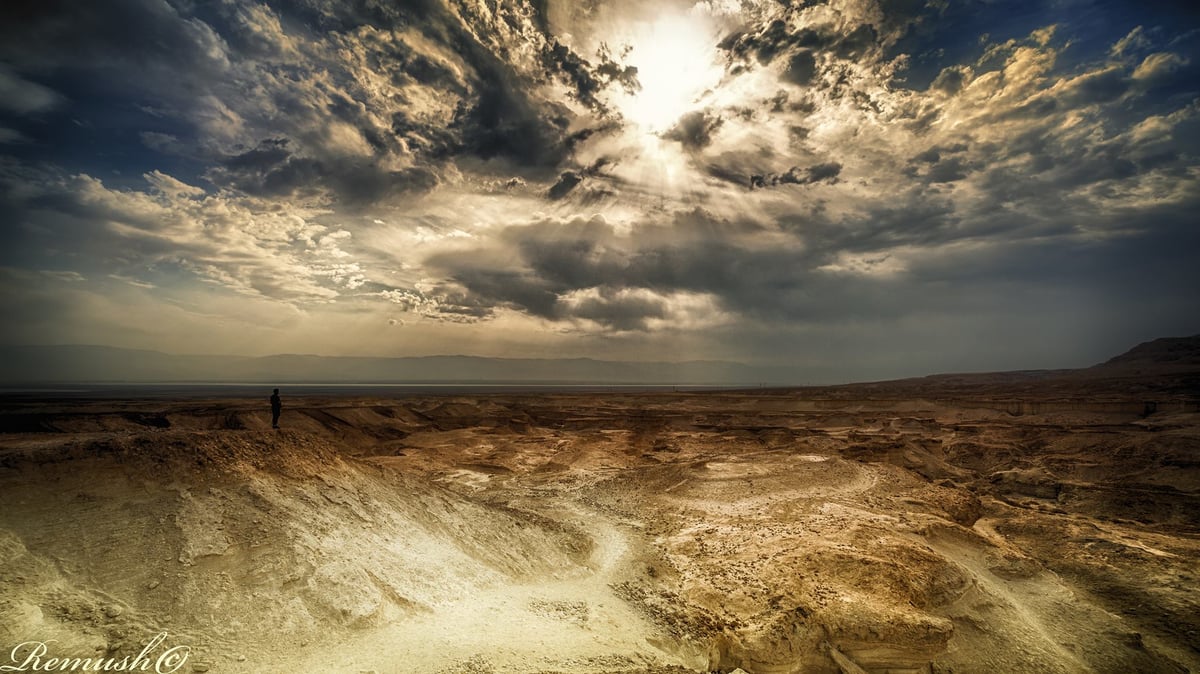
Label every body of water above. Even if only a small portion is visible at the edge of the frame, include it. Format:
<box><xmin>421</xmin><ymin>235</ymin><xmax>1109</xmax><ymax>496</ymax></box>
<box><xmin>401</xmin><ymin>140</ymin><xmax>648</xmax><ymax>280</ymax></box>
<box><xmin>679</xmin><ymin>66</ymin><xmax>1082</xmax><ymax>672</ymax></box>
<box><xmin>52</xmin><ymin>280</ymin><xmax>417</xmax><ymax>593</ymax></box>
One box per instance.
<box><xmin>0</xmin><ymin>382</ymin><xmax>755</xmax><ymax>400</ymax></box>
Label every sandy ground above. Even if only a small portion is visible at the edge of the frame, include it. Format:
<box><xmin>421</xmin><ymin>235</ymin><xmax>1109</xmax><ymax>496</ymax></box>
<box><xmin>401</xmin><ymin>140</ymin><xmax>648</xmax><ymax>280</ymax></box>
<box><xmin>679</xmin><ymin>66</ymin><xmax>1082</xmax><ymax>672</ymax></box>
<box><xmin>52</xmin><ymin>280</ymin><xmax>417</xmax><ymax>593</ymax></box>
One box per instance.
<box><xmin>1</xmin><ymin>384</ymin><xmax>1198</xmax><ymax>673</ymax></box>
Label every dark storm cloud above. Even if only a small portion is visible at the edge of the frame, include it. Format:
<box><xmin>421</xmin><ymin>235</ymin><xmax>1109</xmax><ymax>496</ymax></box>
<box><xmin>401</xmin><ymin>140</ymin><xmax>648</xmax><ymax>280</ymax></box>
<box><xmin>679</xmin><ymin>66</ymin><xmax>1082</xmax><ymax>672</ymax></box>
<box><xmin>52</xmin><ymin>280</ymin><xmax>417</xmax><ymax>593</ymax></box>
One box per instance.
<box><xmin>569</xmin><ymin>291</ymin><xmax>667</xmax><ymax>332</ymax></box>
<box><xmin>429</xmin><ymin>164</ymin><xmax>1200</xmax><ymax>330</ymax></box>
<box><xmin>904</xmin><ymin>145</ymin><xmax>977</xmax><ymax>184</ymax></box>
<box><xmin>704</xmin><ymin>163</ymin><xmax>754</xmax><ymax>189</ymax></box>
<box><xmin>930</xmin><ymin>65</ymin><xmax>970</xmax><ymax>94</ymax></box>
<box><xmin>1065</xmin><ymin>66</ymin><xmax>1132</xmax><ymax>104</ymax></box>
<box><xmin>789</xmin><ymin>191</ymin><xmax>960</xmax><ymax>253</ymax></box>
<box><xmin>376</xmin><ymin>284</ymin><xmax>496</xmax><ymax>322</ymax></box>
<box><xmin>441</xmin><ymin>267</ymin><xmax>560</xmax><ymax>319</ymax></box>
<box><xmin>541</xmin><ymin>40</ymin><xmax>641</xmax><ymax>112</ymax></box>
<box><xmin>311</xmin><ymin>0</ymin><xmax>611</xmax><ymax>172</ymax></box>
<box><xmin>703</xmin><ymin>149</ymin><xmax>843</xmax><ymax>190</ymax></box>
<box><xmin>543</xmin><ymin>40</ymin><xmax>610</xmax><ymax>110</ymax></box>
<box><xmin>283</xmin><ymin>0</ymin><xmax>634</xmax><ymax>169</ymax></box>
<box><xmin>783</xmin><ymin>50</ymin><xmax>819</xmax><ymax>85</ymax></box>
<box><xmin>210</xmin><ymin>138</ymin><xmax>440</xmax><ymax>207</ymax></box>
<box><xmin>421</xmin><ymin>210</ymin><xmax>866</xmax><ymax>327</ymax></box>
<box><xmin>797</xmin><ymin>162</ymin><xmax>842</xmax><ymax>183</ymax></box>
<box><xmin>719</xmin><ymin>5</ymin><xmax>891</xmax><ymax>73</ymax></box>
<box><xmin>0</xmin><ymin>0</ymin><xmax>640</xmax><ymax>210</ymax></box>
<box><xmin>547</xmin><ymin>171</ymin><xmax>584</xmax><ymax>200</ymax></box>
<box><xmin>593</xmin><ymin>45</ymin><xmax>641</xmax><ymax>95</ymax></box>
<box><xmin>425</xmin><ymin>213</ymin><xmax>895</xmax><ymax>329</ymax></box>
<box><xmin>663</xmin><ymin>111</ymin><xmax>724</xmax><ymax>150</ymax></box>
<box><xmin>451</xmin><ymin>71</ymin><xmax>572</xmax><ymax>167</ymax></box>
<box><xmin>748</xmin><ymin>162</ymin><xmax>842</xmax><ymax>189</ymax></box>
<box><xmin>720</xmin><ymin>11</ymin><xmax>882</xmax><ymax>70</ymax></box>
<box><xmin>542</xmin><ymin>156</ymin><xmax>616</xmax><ymax>201</ymax></box>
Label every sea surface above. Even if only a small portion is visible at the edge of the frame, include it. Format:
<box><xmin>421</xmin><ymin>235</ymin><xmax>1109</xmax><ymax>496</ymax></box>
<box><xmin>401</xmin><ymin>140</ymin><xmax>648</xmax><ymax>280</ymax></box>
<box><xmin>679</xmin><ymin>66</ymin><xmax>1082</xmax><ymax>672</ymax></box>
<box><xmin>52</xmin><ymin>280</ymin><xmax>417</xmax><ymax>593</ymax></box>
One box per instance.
<box><xmin>0</xmin><ymin>382</ymin><xmax>751</xmax><ymax>400</ymax></box>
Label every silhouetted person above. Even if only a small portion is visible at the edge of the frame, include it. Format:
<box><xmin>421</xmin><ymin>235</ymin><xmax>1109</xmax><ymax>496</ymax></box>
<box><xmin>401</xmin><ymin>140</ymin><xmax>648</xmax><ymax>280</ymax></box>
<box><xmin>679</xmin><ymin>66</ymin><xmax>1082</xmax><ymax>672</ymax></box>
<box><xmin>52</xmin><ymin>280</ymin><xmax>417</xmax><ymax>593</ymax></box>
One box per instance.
<box><xmin>270</xmin><ymin>388</ymin><xmax>282</xmax><ymax>429</ymax></box>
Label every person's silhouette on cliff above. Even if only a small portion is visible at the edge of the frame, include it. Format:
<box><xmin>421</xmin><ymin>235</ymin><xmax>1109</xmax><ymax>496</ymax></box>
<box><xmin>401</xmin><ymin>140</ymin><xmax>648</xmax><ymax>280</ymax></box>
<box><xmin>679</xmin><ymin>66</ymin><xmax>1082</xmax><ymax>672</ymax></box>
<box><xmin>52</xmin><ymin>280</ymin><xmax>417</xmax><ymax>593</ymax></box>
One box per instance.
<box><xmin>270</xmin><ymin>388</ymin><xmax>282</xmax><ymax>429</ymax></box>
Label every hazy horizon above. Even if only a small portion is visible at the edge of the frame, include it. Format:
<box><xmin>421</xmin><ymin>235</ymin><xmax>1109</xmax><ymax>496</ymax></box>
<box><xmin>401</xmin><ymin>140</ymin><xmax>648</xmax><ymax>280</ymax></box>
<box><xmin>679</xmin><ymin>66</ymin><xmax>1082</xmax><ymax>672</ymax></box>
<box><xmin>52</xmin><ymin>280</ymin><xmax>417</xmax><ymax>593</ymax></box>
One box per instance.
<box><xmin>7</xmin><ymin>334</ymin><xmax>1195</xmax><ymax>388</ymax></box>
<box><xmin>2</xmin><ymin>1</ymin><xmax>1198</xmax><ymax>377</ymax></box>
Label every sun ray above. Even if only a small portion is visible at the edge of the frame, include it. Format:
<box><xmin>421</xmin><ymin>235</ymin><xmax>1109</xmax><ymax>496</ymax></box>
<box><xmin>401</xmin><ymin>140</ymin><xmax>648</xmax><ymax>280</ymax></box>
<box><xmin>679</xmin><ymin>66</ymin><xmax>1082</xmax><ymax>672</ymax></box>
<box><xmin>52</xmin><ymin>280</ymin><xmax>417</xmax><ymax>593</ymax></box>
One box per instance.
<box><xmin>611</xmin><ymin>10</ymin><xmax>725</xmax><ymax>133</ymax></box>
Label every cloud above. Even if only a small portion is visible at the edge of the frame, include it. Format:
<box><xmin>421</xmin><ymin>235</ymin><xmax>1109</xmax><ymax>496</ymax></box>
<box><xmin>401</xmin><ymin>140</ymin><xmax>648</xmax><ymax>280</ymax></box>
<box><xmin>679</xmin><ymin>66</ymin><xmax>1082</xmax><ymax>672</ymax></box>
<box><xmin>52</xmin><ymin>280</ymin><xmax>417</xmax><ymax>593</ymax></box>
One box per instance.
<box><xmin>783</xmin><ymin>49</ymin><xmax>819</xmax><ymax>85</ymax></box>
<box><xmin>209</xmin><ymin>138</ymin><xmax>440</xmax><ymax>208</ymax></box>
<box><xmin>377</xmin><ymin>286</ymin><xmax>493</xmax><ymax>323</ymax></box>
<box><xmin>751</xmin><ymin>162</ymin><xmax>842</xmax><ymax>189</ymax></box>
<box><xmin>1</xmin><ymin>0</ymin><xmax>1198</xmax><ymax>372</ymax></box>
<box><xmin>1111</xmin><ymin>26</ymin><xmax>1152</xmax><ymax>58</ymax></box>
<box><xmin>542</xmin><ymin>40</ymin><xmax>641</xmax><ymax>112</ymax></box>
<box><xmin>422</xmin><ymin>212</ymin><xmax>759</xmax><ymax>332</ymax></box>
<box><xmin>420</xmin><ymin>210</ymin><xmax>829</xmax><ymax>328</ymax></box>
<box><xmin>556</xmin><ymin>287</ymin><xmax>728</xmax><ymax>332</ymax></box>
<box><xmin>0</xmin><ymin>128</ymin><xmax>28</xmax><ymax>144</ymax></box>
<box><xmin>139</xmin><ymin>132</ymin><xmax>186</xmax><ymax>155</ymax></box>
<box><xmin>1</xmin><ymin>0</ymin><xmax>642</xmax><ymax>212</ymax></box>
<box><xmin>1</xmin><ymin>168</ymin><xmax>365</xmax><ymax>303</ymax></box>
<box><xmin>0</xmin><ymin>66</ymin><xmax>63</xmax><ymax>116</ymax></box>
<box><xmin>547</xmin><ymin>171</ymin><xmax>584</xmax><ymax>200</ymax></box>
<box><xmin>930</xmin><ymin>65</ymin><xmax>971</xmax><ymax>94</ymax></box>
<box><xmin>418</xmin><ymin>8</ymin><xmax>1200</xmax><ymax>328</ymax></box>
<box><xmin>40</xmin><ymin>270</ymin><xmax>86</xmax><ymax>282</ymax></box>
<box><xmin>904</xmin><ymin>146</ymin><xmax>975</xmax><ymax>184</ymax></box>
<box><xmin>1132</xmin><ymin>52</ymin><xmax>1188</xmax><ymax>84</ymax></box>
<box><xmin>662</xmin><ymin>111</ymin><xmax>724</xmax><ymax>149</ymax></box>
<box><xmin>424</xmin><ymin>163</ymin><xmax>1200</xmax><ymax>335</ymax></box>
<box><xmin>144</xmin><ymin>170</ymin><xmax>206</xmax><ymax>198</ymax></box>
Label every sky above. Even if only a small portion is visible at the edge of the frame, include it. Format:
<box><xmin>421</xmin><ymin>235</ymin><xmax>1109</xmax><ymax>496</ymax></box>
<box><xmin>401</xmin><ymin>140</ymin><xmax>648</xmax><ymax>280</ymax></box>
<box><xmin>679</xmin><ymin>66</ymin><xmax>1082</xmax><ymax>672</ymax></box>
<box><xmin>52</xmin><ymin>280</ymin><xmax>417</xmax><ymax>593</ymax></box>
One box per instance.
<box><xmin>1</xmin><ymin>0</ymin><xmax>1198</xmax><ymax>381</ymax></box>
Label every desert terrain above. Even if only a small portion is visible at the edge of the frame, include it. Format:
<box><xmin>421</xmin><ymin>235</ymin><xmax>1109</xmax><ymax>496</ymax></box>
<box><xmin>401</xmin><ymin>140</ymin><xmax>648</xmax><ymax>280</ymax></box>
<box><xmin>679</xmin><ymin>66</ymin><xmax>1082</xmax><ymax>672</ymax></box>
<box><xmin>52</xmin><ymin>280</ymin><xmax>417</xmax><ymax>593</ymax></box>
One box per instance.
<box><xmin>1</xmin><ymin>338</ymin><xmax>1198</xmax><ymax>673</ymax></box>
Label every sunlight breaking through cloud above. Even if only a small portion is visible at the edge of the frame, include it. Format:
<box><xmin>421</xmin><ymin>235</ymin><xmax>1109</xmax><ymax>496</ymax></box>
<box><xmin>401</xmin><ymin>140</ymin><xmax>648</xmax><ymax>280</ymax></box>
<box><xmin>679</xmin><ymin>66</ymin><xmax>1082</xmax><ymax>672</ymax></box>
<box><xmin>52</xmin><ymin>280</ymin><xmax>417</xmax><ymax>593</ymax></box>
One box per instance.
<box><xmin>0</xmin><ymin>0</ymin><xmax>1197</xmax><ymax>376</ymax></box>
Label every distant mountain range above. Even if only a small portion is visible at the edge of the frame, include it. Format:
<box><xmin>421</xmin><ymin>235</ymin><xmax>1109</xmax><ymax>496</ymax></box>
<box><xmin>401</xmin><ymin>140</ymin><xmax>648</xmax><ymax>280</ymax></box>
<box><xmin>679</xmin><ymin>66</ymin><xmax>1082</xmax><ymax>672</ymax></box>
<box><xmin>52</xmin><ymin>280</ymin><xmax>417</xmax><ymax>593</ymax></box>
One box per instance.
<box><xmin>1</xmin><ymin>337</ymin><xmax>1196</xmax><ymax>387</ymax></box>
<box><xmin>1098</xmin><ymin>335</ymin><xmax>1200</xmax><ymax>370</ymax></box>
<box><xmin>0</xmin><ymin>345</ymin><xmax>801</xmax><ymax>385</ymax></box>
<box><xmin>789</xmin><ymin>335</ymin><xmax>1200</xmax><ymax>399</ymax></box>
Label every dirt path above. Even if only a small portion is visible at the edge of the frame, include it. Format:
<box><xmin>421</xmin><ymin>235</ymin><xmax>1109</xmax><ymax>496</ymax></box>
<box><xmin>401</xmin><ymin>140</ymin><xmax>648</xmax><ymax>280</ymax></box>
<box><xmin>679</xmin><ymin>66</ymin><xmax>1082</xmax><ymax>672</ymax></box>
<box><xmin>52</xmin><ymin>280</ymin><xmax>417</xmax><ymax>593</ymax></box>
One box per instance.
<box><xmin>280</xmin><ymin>496</ymin><xmax>694</xmax><ymax>674</ymax></box>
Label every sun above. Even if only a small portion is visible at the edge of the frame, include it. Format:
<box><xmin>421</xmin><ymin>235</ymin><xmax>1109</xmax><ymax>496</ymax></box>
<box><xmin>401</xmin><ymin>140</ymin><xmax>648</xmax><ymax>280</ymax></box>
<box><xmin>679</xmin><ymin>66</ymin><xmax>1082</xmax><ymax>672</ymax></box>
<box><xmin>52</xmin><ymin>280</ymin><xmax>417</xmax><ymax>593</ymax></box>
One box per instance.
<box><xmin>612</xmin><ymin>10</ymin><xmax>725</xmax><ymax>133</ymax></box>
